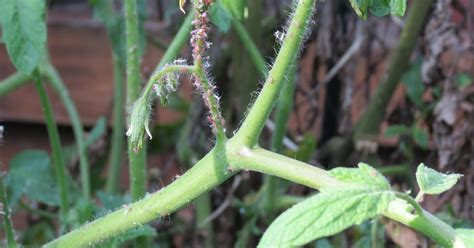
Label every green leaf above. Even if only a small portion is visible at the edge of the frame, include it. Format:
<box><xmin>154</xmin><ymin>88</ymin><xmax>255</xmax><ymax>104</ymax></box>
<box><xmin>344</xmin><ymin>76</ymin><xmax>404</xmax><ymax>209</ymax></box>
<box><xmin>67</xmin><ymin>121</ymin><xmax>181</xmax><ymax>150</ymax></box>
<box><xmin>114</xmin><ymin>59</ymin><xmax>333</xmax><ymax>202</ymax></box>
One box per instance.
<box><xmin>85</xmin><ymin>116</ymin><xmax>107</xmax><ymax>147</ymax></box>
<box><xmin>455</xmin><ymin>228</ymin><xmax>474</xmax><ymax>248</ymax></box>
<box><xmin>350</xmin><ymin>0</ymin><xmax>407</xmax><ymax>18</ymax></box>
<box><xmin>456</xmin><ymin>73</ymin><xmax>472</xmax><ymax>89</ymax></box>
<box><xmin>368</xmin><ymin>0</ymin><xmax>391</xmax><ymax>17</ymax></box>
<box><xmin>416</xmin><ymin>163</ymin><xmax>462</xmax><ymax>195</ymax></box>
<box><xmin>388</xmin><ymin>0</ymin><xmax>406</xmax><ymax>17</ymax></box>
<box><xmin>220</xmin><ymin>0</ymin><xmax>247</xmax><ymax>20</ymax></box>
<box><xmin>348</xmin><ymin>0</ymin><xmax>365</xmax><ymax>18</ymax></box>
<box><xmin>258</xmin><ymin>189</ymin><xmax>395</xmax><ymax>247</ymax></box>
<box><xmin>0</xmin><ymin>0</ymin><xmax>47</xmax><ymax>74</ymax></box>
<box><xmin>412</xmin><ymin>127</ymin><xmax>429</xmax><ymax>149</ymax></box>
<box><xmin>329</xmin><ymin>163</ymin><xmax>390</xmax><ymax>190</ymax></box>
<box><xmin>6</xmin><ymin>150</ymin><xmax>60</xmax><ymax>206</ymax></box>
<box><xmin>210</xmin><ymin>2</ymin><xmax>232</xmax><ymax>33</ymax></box>
<box><xmin>384</xmin><ymin>124</ymin><xmax>411</xmax><ymax>137</ymax></box>
<box><xmin>402</xmin><ymin>61</ymin><xmax>425</xmax><ymax>107</ymax></box>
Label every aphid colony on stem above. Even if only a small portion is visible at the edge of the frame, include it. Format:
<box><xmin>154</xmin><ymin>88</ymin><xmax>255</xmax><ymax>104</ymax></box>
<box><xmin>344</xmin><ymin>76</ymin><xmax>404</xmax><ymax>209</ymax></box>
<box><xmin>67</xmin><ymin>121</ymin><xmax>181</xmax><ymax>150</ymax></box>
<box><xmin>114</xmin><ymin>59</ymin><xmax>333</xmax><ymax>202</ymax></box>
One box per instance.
<box><xmin>126</xmin><ymin>0</ymin><xmax>225</xmax><ymax>152</ymax></box>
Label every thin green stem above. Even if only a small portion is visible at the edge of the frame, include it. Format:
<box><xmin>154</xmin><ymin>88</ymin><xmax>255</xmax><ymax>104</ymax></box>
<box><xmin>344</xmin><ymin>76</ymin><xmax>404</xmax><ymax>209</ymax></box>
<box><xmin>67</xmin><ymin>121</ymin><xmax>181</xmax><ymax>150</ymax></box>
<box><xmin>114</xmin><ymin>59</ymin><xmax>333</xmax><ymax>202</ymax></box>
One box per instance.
<box><xmin>0</xmin><ymin>174</ymin><xmax>19</xmax><ymax>248</ymax></box>
<box><xmin>394</xmin><ymin>192</ymin><xmax>423</xmax><ymax>215</ymax></box>
<box><xmin>0</xmin><ymin>72</ymin><xmax>30</xmax><ymax>97</ymax></box>
<box><xmin>32</xmin><ymin>70</ymin><xmax>69</xmax><ymax>223</ymax></box>
<box><xmin>124</xmin><ymin>0</ymin><xmax>147</xmax><ymax>201</ymax></box>
<box><xmin>192</xmin><ymin>3</ymin><xmax>226</xmax><ymax>141</ymax></box>
<box><xmin>42</xmin><ymin>63</ymin><xmax>91</xmax><ymax>200</ymax></box>
<box><xmin>106</xmin><ymin>54</ymin><xmax>126</xmax><ymax>193</ymax></box>
<box><xmin>354</xmin><ymin>0</ymin><xmax>434</xmax><ymax>140</ymax></box>
<box><xmin>157</xmin><ymin>11</ymin><xmax>194</xmax><ymax>69</ymax></box>
<box><xmin>231</xmin><ymin>19</ymin><xmax>267</xmax><ymax>73</ymax></box>
<box><xmin>384</xmin><ymin>198</ymin><xmax>456</xmax><ymax>247</ymax></box>
<box><xmin>144</xmin><ymin>65</ymin><xmax>195</xmax><ymax>97</ymax></box>
<box><xmin>195</xmin><ymin>193</ymin><xmax>215</xmax><ymax>248</ymax></box>
<box><xmin>234</xmin><ymin>0</ymin><xmax>315</xmax><ymax>147</ymax></box>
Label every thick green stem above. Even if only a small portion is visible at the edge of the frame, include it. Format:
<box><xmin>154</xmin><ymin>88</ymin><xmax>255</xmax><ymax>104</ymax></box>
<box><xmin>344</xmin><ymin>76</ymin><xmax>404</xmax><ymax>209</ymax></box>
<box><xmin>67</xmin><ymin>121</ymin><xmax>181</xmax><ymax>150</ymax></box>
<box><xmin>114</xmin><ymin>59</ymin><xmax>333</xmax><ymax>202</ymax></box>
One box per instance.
<box><xmin>32</xmin><ymin>70</ymin><xmax>69</xmax><ymax>223</ymax></box>
<box><xmin>353</xmin><ymin>0</ymin><xmax>434</xmax><ymax>140</ymax></box>
<box><xmin>234</xmin><ymin>0</ymin><xmax>315</xmax><ymax>147</ymax></box>
<box><xmin>106</xmin><ymin>54</ymin><xmax>126</xmax><ymax>193</ymax></box>
<box><xmin>44</xmin><ymin>147</ymin><xmax>233</xmax><ymax>247</ymax></box>
<box><xmin>124</xmin><ymin>0</ymin><xmax>147</xmax><ymax>201</ymax></box>
<box><xmin>230</xmin><ymin>147</ymin><xmax>340</xmax><ymax>190</ymax></box>
<box><xmin>0</xmin><ymin>174</ymin><xmax>19</xmax><ymax>248</ymax></box>
<box><xmin>0</xmin><ymin>72</ymin><xmax>30</xmax><ymax>97</ymax></box>
<box><xmin>263</xmin><ymin>64</ymin><xmax>296</xmax><ymax>213</ymax></box>
<box><xmin>42</xmin><ymin>63</ymin><xmax>91</xmax><ymax>199</ymax></box>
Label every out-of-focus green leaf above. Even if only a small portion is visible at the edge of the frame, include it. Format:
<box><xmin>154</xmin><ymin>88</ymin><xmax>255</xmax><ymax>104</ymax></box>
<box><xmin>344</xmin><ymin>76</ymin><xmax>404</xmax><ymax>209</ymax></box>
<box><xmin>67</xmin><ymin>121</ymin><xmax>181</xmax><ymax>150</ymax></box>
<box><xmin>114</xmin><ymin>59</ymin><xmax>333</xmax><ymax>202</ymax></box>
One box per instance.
<box><xmin>6</xmin><ymin>151</ymin><xmax>60</xmax><ymax>206</ymax></box>
<box><xmin>350</xmin><ymin>0</ymin><xmax>407</xmax><ymax>18</ymax></box>
<box><xmin>416</xmin><ymin>163</ymin><xmax>462</xmax><ymax>195</ymax></box>
<box><xmin>456</xmin><ymin>73</ymin><xmax>472</xmax><ymax>89</ymax></box>
<box><xmin>210</xmin><ymin>2</ymin><xmax>232</xmax><ymax>33</ymax></box>
<box><xmin>315</xmin><ymin>238</ymin><xmax>333</xmax><ymax>248</ymax></box>
<box><xmin>96</xmin><ymin>191</ymin><xmax>130</xmax><ymax>211</ymax></box>
<box><xmin>412</xmin><ymin>127</ymin><xmax>429</xmax><ymax>149</ymax></box>
<box><xmin>0</xmin><ymin>0</ymin><xmax>46</xmax><ymax>74</ymax></box>
<box><xmin>258</xmin><ymin>188</ymin><xmax>395</xmax><ymax>247</ymax></box>
<box><xmin>64</xmin><ymin>197</ymin><xmax>97</xmax><ymax>229</ymax></box>
<box><xmin>220</xmin><ymin>0</ymin><xmax>247</xmax><ymax>20</ymax></box>
<box><xmin>402</xmin><ymin>61</ymin><xmax>425</xmax><ymax>108</ymax></box>
<box><xmin>384</xmin><ymin>124</ymin><xmax>411</xmax><ymax>137</ymax></box>
<box><xmin>85</xmin><ymin>116</ymin><xmax>107</xmax><ymax>147</ymax></box>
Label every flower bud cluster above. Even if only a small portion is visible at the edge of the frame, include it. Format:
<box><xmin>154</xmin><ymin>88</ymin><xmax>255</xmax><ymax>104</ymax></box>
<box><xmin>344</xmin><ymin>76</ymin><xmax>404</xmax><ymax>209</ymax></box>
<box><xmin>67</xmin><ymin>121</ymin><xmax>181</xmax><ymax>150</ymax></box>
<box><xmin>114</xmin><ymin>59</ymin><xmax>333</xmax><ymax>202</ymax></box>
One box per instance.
<box><xmin>126</xmin><ymin>97</ymin><xmax>152</xmax><ymax>152</ymax></box>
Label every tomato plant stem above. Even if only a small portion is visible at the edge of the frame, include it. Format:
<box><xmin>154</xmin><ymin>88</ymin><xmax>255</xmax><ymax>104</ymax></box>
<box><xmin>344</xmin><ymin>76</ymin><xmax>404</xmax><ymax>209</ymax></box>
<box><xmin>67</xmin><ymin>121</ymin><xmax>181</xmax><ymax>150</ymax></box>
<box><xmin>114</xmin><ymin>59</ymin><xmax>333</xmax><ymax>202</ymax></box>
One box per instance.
<box><xmin>233</xmin><ymin>0</ymin><xmax>314</xmax><ymax>147</ymax></box>
<box><xmin>354</xmin><ymin>0</ymin><xmax>435</xmax><ymax>140</ymax></box>
<box><xmin>124</xmin><ymin>0</ymin><xmax>147</xmax><ymax>201</ymax></box>
<box><xmin>0</xmin><ymin>175</ymin><xmax>19</xmax><ymax>248</ymax></box>
<box><xmin>106</xmin><ymin>54</ymin><xmax>126</xmax><ymax>193</ymax></box>
<box><xmin>232</xmin><ymin>19</ymin><xmax>268</xmax><ymax>73</ymax></box>
<box><xmin>43</xmin><ymin>62</ymin><xmax>91</xmax><ymax>200</ymax></box>
<box><xmin>0</xmin><ymin>72</ymin><xmax>30</xmax><ymax>97</ymax></box>
<box><xmin>32</xmin><ymin>70</ymin><xmax>69</xmax><ymax>223</ymax></box>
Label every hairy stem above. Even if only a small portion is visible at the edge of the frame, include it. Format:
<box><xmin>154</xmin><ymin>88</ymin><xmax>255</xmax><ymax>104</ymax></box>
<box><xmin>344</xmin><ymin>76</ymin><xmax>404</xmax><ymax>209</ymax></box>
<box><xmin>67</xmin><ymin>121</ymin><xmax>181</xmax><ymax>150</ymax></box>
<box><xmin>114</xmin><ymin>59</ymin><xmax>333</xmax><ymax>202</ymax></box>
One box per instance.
<box><xmin>0</xmin><ymin>174</ymin><xmax>19</xmax><ymax>248</ymax></box>
<box><xmin>0</xmin><ymin>72</ymin><xmax>30</xmax><ymax>97</ymax></box>
<box><xmin>44</xmin><ymin>147</ymin><xmax>233</xmax><ymax>247</ymax></box>
<box><xmin>106</xmin><ymin>54</ymin><xmax>126</xmax><ymax>193</ymax></box>
<box><xmin>263</xmin><ymin>64</ymin><xmax>296</xmax><ymax>213</ymax></box>
<box><xmin>192</xmin><ymin>1</ymin><xmax>226</xmax><ymax>141</ymax></box>
<box><xmin>32</xmin><ymin>70</ymin><xmax>69</xmax><ymax>223</ymax></box>
<box><xmin>234</xmin><ymin>0</ymin><xmax>314</xmax><ymax>147</ymax></box>
<box><xmin>124</xmin><ymin>0</ymin><xmax>147</xmax><ymax>201</ymax></box>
